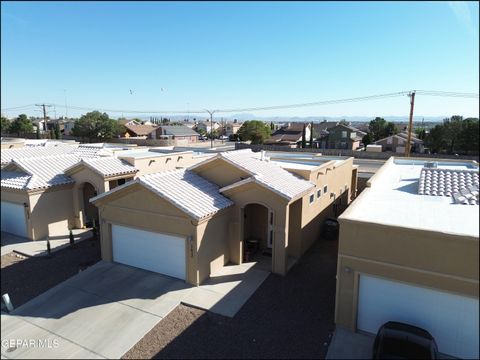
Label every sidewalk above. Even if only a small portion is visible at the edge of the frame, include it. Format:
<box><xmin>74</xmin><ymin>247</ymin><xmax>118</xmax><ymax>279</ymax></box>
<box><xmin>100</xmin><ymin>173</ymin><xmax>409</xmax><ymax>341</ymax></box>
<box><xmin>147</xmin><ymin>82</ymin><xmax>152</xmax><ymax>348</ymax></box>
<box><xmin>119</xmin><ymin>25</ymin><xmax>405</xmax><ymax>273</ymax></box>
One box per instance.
<box><xmin>1</xmin><ymin>229</ymin><xmax>93</xmax><ymax>257</ymax></box>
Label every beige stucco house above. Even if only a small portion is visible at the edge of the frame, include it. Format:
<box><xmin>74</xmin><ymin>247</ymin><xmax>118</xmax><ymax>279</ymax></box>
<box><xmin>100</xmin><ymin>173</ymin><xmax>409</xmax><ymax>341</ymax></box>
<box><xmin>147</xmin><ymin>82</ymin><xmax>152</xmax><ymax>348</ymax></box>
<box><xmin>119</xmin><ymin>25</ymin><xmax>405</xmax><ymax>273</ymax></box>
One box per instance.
<box><xmin>90</xmin><ymin>149</ymin><xmax>357</xmax><ymax>286</ymax></box>
<box><xmin>1</xmin><ymin>145</ymin><xmax>212</xmax><ymax>240</ymax></box>
<box><xmin>335</xmin><ymin>157</ymin><xmax>479</xmax><ymax>359</ymax></box>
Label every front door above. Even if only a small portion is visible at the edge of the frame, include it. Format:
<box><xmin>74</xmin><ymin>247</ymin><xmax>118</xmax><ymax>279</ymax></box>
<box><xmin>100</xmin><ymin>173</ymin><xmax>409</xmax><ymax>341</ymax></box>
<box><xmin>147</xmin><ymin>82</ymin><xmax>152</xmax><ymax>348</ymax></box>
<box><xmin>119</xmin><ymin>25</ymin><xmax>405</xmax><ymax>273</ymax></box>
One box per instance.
<box><xmin>267</xmin><ymin>209</ymin><xmax>273</xmax><ymax>248</ymax></box>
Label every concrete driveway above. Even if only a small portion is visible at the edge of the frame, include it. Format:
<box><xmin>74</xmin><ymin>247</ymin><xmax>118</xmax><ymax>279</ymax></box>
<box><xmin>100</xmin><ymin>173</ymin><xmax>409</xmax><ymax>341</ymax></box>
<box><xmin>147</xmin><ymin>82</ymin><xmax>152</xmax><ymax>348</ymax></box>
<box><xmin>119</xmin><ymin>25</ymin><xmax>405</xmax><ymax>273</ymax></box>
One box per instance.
<box><xmin>1</xmin><ymin>260</ymin><xmax>269</xmax><ymax>359</ymax></box>
<box><xmin>1</xmin><ymin>261</ymin><xmax>191</xmax><ymax>359</ymax></box>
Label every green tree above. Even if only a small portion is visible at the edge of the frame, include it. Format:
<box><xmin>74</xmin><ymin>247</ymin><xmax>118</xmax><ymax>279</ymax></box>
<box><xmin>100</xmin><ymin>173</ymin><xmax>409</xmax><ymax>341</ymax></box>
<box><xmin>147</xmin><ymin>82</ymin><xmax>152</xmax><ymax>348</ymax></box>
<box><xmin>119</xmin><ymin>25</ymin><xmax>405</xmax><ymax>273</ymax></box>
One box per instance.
<box><xmin>425</xmin><ymin>123</ymin><xmax>447</xmax><ymax>153</ymax></box>
<box><xmin>362</xmin><ymin>133</ymin><xmax>373</xmax><ymax>146</ymax></box>
<box><xmin>414</xmin><ymin>127</ymin><xmax>426</xmax><ymax>140</ymax></box>
<box><xmin>301</xmin><ymin>124</ymin><xmax>306</xmax><ymax>148</ymax></box>
<box><xmin>237</xmin><ymin>120</ymin><xmax>271</xmax><ymax>144</ymax></box>
<box><xmin>443</xmin><ymin>116</ymin><xmax>463</xmax><ymax>154</ymax></box>
<box><xmin>54</xmin><ymin>122</ymin><xmax>61</xmax><ymax>139</ymax></box>
<box><xmin>270</xmin><ymin>121</ymin><xmax>275</xmax><ymax>131</ymax></box>
<box><xmin>72</xmin><ymin>111</ymin><xmax>123</xmax><ymax>142</ymax></box>
<box><xmin>339</xmin><ymin>119</ymin><xmax>349</xmax><ymax>125</ymax></box>
<box><xmin>457</xmin><ymin>117</ymin><xmax>479</xmax><ymax>154</ymax></box>
<box><xmin>36</xmin><ymin>127</ymin><xmax>40</xmax><ymax>139</ymax></box>
<box><xmin>9</xmin><ymin>114</ymin><xmax>33</xmax><ymax>137</ymax></box>
<box><xmin>1</xmin><ymin>116</ymin><xmax>10</xmax><ymax>134</ymax></box>
<box><xmin>368</xmin><ymin>117</ymin><xmax>387</xmax><ymax>141</ymax></box>
<box><xmin>385</xmin><ymin>122</ymin><xmax>398</xmax><ymax>137</ymax></box>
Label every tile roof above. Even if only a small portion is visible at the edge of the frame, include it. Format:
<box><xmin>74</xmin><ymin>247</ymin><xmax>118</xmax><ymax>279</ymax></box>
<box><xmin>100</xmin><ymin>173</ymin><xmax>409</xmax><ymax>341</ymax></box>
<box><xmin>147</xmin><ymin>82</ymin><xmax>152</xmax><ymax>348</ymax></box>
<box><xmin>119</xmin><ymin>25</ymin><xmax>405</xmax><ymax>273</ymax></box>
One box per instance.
<box><xmin>211</xmin><ymin>149</ymin><xmax>314</xmax><ymax>200</ymax></box>
<box><xmin>67</xmin><ymin>157</ymin><xmax>138</xmax><ymax>177</ymax></box>
<box><xmin>1</xmin><ymin>144</ymin><xmax>78</xmax><ymax>165</ymax></box>
<box><xmin>312</xmin><ymin>121</ymin><xmax>339</xmax><ymax>132</ymax></box>
<box><xmin>159</xmin><ymin>125</ymin><xmax>200</xmax><ymax>137</ymax></box>
<box><xmin>124</xmin><ymin>124</ymin><xmax>159</xmax><ymax>136</ymax></box>
<box><xmin>0</xmin><ymin>171</ymin><xmax>32</xmax><ymax>190</ymax></box>
<box><xmin>2</xmin><ymin>154</ymin><xmax>80</xmax><ymax>190</ymax></box>
<box><xmin>91</xmin><ymin>169</ymin><xmax>234</xmax><ymax>220</ymax></box>
<box><xmin>71</xmin><ymin>144</ymin><xmax>109</xmax><ymax>158</ymax></box>
<box><xmin>418</xmin><ymin>167</ymin><xmax>479</xmax><ymax>205</ymax></box>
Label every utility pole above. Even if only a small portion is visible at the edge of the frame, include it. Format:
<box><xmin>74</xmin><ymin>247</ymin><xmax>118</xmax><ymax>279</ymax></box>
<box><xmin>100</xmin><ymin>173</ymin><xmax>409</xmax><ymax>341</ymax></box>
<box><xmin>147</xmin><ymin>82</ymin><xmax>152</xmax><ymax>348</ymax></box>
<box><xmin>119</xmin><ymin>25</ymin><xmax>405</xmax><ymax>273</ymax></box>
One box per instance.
<box><xmin>35</xmin><ymin>104</ymin><xmax>52</xmax><ymax>132</ymax></box>
<box><xmin>404</xmin><ymin>91</ymin><xmax>416</xmax><ymax>157</ymax></box>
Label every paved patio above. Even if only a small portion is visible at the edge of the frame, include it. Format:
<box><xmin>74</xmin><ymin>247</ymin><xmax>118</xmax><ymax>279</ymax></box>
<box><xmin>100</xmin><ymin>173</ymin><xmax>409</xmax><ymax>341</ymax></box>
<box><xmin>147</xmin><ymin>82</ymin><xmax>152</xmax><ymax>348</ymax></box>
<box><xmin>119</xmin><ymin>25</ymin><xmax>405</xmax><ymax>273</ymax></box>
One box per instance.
<box><xmin>182</xmin><ymin>261</ymin><xmax>269</xmax><ymax>317</ymax></box>
<box><xmin>1</xmin><ymin>229</ymin><xmax>92</xmax><ymax>257</ymax></box>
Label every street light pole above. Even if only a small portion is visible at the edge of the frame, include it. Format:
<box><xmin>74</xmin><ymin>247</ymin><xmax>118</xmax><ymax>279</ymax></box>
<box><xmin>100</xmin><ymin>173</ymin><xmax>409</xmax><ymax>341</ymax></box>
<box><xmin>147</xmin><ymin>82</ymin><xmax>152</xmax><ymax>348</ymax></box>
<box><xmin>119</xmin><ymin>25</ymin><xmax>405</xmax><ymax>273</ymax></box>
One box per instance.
<box><xmin>205</xmin><ymin>110</ymin><xmax>215</xmax><ymax>149</ymax></box>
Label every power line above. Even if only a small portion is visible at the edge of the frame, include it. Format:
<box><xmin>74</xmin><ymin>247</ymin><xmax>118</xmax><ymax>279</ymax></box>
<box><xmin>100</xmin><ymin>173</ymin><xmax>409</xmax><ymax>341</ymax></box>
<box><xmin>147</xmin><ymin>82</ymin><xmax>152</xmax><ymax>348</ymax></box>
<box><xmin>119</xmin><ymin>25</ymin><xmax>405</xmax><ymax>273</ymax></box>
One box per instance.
<box><xmin>1</xmin><ymin>90</ymin><xmax>478</xmax><ymax>115</ymax></box>
<box><xmin>215</xmin><ymin>91</ymin><xmax>411</xmax><ymax>113</ymax></box>
<box><xmin>1</xmin><ymin>104</ymin><xmax>36</xmax><ymax>111</ymax></box>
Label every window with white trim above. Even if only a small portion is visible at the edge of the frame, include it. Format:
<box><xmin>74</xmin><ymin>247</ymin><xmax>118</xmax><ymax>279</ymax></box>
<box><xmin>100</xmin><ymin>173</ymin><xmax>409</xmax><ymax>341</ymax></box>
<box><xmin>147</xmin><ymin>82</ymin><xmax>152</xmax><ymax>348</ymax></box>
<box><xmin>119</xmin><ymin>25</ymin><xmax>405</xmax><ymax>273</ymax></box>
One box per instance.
<box><xmin>309</xmin><ymin>194</ymin><xmax>315</xmax><ymax>204</ymax></box>
<box><xmin>317</xmin><ymin>189</ymin><xmax>321</xmax><ymax>198</ymax></box>
<box><xmin>324</xmin><ymin>185</ymin><xmax>328</xmax><ymax>194</ymax></box>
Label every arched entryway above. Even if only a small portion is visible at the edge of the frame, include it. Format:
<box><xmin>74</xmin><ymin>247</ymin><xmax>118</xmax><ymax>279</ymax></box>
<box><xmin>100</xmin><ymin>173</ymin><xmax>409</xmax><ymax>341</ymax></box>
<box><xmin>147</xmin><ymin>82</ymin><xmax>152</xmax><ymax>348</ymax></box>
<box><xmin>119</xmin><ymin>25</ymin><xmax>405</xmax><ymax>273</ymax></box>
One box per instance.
<box><xmin>243</xmin><ymin>203</ymin><xmax>274</xmax><ymax>271</ymax></box>
<box><xmin>82</xmin><ymin>182</ymin><xmax>99</xmax><ymax>227</ymax></box>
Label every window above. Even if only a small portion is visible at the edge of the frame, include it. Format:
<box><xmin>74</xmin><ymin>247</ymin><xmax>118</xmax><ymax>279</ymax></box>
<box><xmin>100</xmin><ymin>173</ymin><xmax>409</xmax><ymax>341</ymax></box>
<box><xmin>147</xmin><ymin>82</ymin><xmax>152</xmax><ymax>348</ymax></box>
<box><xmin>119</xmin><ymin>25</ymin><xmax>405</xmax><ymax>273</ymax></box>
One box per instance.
<box><xmin>118</xmin><ymin>178</ymin><xmax>126</xmax><ymax>186</ymax></box>
<box><xmin>317</xmin><ymin>189</ymin><xmax>321</xmax><ymax>198</ymax></box>
<box><xmin>309</xmin><ymin>194</ymin><xmax>315</xmax><ymax>204</ymax></box>
<box><xmin>341</xmin><ymin>131</ymin><xmax>347</xmax><ymax>138</ymax></box>
<box><xmin>324</xmin><ymin>185</ymin><xmax>328</xmax><ymax>194</ymax></box>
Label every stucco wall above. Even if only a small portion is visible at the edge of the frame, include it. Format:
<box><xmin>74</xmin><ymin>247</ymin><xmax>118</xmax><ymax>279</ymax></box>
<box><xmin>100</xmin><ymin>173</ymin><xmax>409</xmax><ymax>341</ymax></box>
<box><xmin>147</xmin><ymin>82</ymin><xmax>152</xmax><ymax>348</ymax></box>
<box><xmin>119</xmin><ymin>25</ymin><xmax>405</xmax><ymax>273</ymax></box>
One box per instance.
<box><xmin>192</xmin><ymin>158</ymin><xmax>251</xmax><ymax>188</ymax></box>
<box><xmin>298</xmin><ymin>158</ymin><xmax>354</xmax><ymax>253</ymax></box>
<box><xmin>196</xmin><ymin>209</ymin><xmax>232</xmax><ymax>284</ymax></box>
<box><xmin>335</xmin><ymin>219</ymin><xmax>480</xmax><ymax>330</ymax></box>
<box><xmin>120</xmin><ymin>152</ymin><xmax>195</xmax><ymax>176</ymax></box>
<box><xmin>28</xmin><ymin>186</ymin><xmax>75</xmax><ymax>240</ymax></box>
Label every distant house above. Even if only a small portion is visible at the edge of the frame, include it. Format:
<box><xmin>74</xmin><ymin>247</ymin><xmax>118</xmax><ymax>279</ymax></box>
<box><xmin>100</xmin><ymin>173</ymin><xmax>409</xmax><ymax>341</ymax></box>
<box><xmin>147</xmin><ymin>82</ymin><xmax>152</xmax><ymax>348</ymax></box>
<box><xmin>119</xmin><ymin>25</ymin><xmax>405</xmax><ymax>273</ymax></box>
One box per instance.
<box><xmin>182</xmin><ymin>120</ymin><xmax>198</xmax><ymax>129</ymax></box>
<box><xmin>326</xmin><ymin>124</ymin><xmax>363</xmax><ymax>150</ymax></box>
<box><xmin>118</xmin><ymin>119</ymin><xmax>142</xmax><ymax>127</ymax></box>
<box><xmin>157</xmin><ymin>125</ymin><xmax>200</xmax><ymax>144</ymax></box>
<box><xmin>63</xmin><ymin>120</ymin><xmax>76</xmax><ymax>136</ymax></box>
<box><xmin>264</xmin><ymin>123</ymin><xmax>311</xmax><ymax>146</ymax></box>
<box><xmin>195</xmin><ymin>121</ymin><xmax>221</xmax><ymax>133</ymax></box>
<box><xmin>311</xmin><ymin>121</ymin><xmax>339</xmax><ymax>134</ymax></box>
<box><xmin>123</xmin><ymin>124</ymin><xmax>159</xmax><ymax>139</ymax></box>
<box><xmin>374</xmin><ymin>132</ymin><xmax>424</xmax><ymax>153</ymax></box>
<box><xmin>224</xmin><ymin>122</ymin><xmax>242</xmax><ymax>136</ymax></box>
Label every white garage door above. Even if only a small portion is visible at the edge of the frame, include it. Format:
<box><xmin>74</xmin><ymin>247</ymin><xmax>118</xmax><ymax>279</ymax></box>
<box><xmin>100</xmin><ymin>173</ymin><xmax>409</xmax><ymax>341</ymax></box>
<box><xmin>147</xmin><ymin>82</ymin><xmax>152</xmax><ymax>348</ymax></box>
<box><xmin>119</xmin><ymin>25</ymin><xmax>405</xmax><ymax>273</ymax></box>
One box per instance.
<box><xmin>358</xmin><ymin>275</ymin><xmax>479</xmax><ymax>359</ymax></box>
<box><xmin>112</xmin><ymin>224</ymin><xmax>186</xmax><ymax>280</ymax></box>
<box><xmin>1</xmin><ymin>201</ymin><xmax>27</xmax><ymax>238</ymax></box>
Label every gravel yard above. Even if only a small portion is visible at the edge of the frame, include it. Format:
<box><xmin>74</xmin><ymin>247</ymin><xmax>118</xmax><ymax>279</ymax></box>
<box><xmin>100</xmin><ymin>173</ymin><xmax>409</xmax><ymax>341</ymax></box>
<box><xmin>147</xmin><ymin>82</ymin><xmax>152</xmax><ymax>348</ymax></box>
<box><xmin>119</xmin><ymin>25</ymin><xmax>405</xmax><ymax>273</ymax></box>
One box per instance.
<box><xmin>123</xmin><ymin>238</ymin><xmax>338</xmax><ymax>359</ymax></box>
<box><xmin>1</xmin><ymin>237</ymin><xmax>101</xmax><ymax>308</ymax></box>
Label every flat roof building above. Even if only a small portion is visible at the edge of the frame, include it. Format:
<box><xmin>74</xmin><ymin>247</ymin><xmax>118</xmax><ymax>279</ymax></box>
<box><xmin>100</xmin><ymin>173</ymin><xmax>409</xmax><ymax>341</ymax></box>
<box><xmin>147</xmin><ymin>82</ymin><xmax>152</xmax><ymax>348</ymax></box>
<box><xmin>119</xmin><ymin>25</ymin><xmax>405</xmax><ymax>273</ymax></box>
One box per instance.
<box><xmin>335</xmin><ymin>157</ymin><xmax>479</xmax><ymax>359</ymax></box>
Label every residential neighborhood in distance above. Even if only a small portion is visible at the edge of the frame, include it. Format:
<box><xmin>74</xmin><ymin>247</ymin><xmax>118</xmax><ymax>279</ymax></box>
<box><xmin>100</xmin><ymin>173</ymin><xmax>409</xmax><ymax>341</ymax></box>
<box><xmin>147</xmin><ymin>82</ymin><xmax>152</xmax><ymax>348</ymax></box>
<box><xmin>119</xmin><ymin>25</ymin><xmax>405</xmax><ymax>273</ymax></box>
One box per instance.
<box><xmin>1</xmin><ymin>1</ymin><xmax>479</xmax><ymax>359</ymax></box>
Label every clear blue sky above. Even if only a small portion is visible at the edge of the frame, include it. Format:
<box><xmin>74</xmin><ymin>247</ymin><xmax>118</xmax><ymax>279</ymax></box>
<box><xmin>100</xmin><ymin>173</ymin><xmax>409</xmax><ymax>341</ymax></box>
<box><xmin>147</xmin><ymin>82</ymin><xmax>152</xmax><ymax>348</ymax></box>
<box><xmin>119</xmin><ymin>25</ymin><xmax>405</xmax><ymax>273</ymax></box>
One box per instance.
<box><xmin>1</xmin><ymin>1</ymin><xmax>479</xmax><ymax>119</ymax></box>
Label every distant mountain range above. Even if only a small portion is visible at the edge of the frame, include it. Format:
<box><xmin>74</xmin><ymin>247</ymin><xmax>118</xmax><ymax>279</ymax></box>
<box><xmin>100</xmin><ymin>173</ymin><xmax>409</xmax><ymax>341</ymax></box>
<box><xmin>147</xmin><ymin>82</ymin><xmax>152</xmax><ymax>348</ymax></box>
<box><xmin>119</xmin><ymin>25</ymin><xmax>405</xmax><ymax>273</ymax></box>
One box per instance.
<box><xmin>136</xmin><ymin>113</ymin><xmax>447</xmax><ymax>123</ymax></box>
